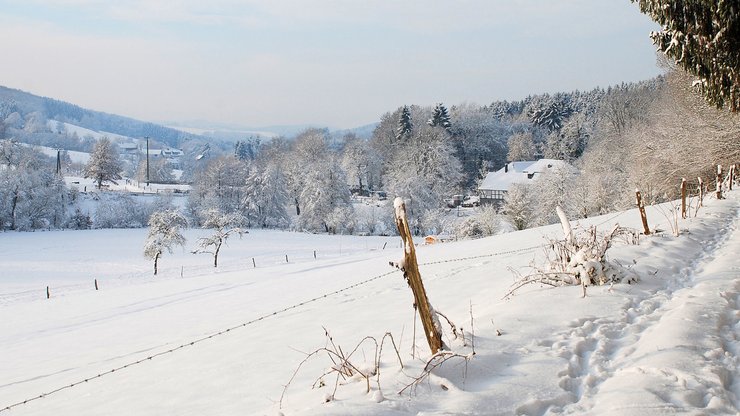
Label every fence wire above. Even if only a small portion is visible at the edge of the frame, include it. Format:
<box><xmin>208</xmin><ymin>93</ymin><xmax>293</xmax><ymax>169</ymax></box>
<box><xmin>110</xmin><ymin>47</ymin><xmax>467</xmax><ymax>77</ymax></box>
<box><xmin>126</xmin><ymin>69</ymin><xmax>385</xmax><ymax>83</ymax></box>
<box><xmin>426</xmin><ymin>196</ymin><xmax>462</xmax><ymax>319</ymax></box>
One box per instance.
<box><xmin>0</xmin><ymin>244</ymin><xmax>539</xmax><ymax>413</ymax></box>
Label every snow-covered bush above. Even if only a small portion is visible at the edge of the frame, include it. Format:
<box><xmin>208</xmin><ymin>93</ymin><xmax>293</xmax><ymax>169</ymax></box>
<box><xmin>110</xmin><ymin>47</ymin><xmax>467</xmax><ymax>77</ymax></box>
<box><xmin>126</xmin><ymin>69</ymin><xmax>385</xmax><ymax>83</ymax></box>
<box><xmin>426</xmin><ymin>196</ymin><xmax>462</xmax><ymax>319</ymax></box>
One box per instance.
<box><xmin>454</xmin><ymin>205</ymin><xmax>501</xmax><ymax>239</ymax></box>
<box><xmin>93</xmin><ymin>193</ymin><xmax>148</xmax><ymax>228</ymax></box>
<box><xmin>507</xmin><ymin>207</ymin><xmax>639</xmax><ymax>298</ymax></box>
<box><xmin>67</xmin><ymin>208</ymin><xmax>92</xmax><ymax>230</ymax></box>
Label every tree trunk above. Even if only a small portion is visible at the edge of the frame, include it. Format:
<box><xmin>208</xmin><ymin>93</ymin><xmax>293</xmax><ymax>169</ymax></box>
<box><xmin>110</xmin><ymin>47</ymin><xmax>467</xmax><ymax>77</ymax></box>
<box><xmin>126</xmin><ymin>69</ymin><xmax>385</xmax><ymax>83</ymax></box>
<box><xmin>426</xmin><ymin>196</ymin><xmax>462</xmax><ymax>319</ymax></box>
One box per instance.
<box><xmin>636</xmin><ymin>190</ymin><xmax>650</xmax><ymax>235</ymax></box>
<box><xmin>214</xmin><ymin>242</ymin><xmax>221</xmax><ymax>268</ymax></box>
<box><xmin>154</xmin><ymin>253</ymin><xmax>160</xmax><ymax>276</ymax></box>
<box><xmin>393</xmin><ymin>197</ymin><xmax>444</xmax><ymax>355</ymax></box>
<box><xmin>10</xmin><ymin>186</ymin><xmax>19</xmax><ymax>230</ymax></box>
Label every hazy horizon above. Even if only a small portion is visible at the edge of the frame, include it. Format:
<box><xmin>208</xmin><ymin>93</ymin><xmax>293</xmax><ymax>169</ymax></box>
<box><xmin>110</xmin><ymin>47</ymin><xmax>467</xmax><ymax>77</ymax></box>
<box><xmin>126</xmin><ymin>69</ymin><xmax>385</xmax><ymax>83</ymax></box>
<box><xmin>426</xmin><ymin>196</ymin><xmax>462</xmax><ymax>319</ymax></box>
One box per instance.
<box><xmin>0</xmin><ymin>0</ymin><xmax>662</xmax><ymax>129</ymax></box>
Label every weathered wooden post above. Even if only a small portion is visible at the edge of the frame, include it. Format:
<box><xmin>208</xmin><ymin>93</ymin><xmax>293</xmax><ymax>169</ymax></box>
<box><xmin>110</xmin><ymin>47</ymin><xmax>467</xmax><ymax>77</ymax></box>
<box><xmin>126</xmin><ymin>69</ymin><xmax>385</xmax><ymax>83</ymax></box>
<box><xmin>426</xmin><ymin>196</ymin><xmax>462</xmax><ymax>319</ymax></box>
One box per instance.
<box><xmin>393</xmin><ymin>197</ymin><xmax>444</xmax><ymax>355</ymax></box>
<box><xmin>716</xmin><ymin>165</ymin><xmax>723</xmax><ymax>199</ymax></box>
<box><xmin>698</xmin><ymin>177</ymin><xmax>704</xmax><ymax>208</ymax></box>
<box><xmin>729</xmin><ymin>164</ymin><xmax>735</xmax><ymax>191</ymax></box>
<box><xmin>680</xmin><ymin>178</ymin><xmax>687</xmax><ymax>219</ymax></box>
<box><xmin>636</xmin><ymin>189</ymin><xmax>651</xmax><ymax>235</ymax></box>
<box><xmin>46</xmin><ymin>286</ymin><xmax>50</xmax><ymax>299</ymax></box>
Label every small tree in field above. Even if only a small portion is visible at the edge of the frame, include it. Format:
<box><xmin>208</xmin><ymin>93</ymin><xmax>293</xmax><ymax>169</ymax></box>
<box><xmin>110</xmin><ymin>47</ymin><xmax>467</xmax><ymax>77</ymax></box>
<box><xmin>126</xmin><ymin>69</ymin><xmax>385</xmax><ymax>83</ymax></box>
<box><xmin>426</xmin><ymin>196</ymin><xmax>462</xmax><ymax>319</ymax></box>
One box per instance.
<box><xmin>193</xmin><ymin>209</ymin><xmax>246</xmax><ymax>267</ymax></box>
<box><xmin>144</xmin><ymin>210</ymin><xmax>187</xmax><ymax>275</ymax></box>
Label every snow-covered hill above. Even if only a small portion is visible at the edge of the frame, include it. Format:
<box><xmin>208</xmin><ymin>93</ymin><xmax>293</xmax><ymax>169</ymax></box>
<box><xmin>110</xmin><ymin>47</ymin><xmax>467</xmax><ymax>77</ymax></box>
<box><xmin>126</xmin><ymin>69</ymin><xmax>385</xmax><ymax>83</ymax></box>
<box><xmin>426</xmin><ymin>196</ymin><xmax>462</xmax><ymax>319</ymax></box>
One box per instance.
<box><xmin>0</xmin><ymin>192</ymin><xmax>738</xmax><ymax>415</ymax></box>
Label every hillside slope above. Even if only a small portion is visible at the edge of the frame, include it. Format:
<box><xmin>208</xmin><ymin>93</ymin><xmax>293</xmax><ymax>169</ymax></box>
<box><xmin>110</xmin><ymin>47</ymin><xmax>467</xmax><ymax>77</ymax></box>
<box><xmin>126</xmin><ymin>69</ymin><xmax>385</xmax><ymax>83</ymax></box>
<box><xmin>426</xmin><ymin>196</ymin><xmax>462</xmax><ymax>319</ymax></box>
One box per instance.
<box><xmin>0</xmin><ymin>191</ymin><xmax>738</xmax><ymax>415</ymax></box>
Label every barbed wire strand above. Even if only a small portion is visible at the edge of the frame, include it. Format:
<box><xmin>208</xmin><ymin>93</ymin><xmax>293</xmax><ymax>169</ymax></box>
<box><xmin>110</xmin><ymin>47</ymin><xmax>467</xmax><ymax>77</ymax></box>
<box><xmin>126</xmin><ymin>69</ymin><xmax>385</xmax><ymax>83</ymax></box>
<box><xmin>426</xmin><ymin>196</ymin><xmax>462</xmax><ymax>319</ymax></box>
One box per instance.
<box><xmin>0</xmin><ymin>244</ymin><xmax>539</xmax><ymax>413</ymax></box>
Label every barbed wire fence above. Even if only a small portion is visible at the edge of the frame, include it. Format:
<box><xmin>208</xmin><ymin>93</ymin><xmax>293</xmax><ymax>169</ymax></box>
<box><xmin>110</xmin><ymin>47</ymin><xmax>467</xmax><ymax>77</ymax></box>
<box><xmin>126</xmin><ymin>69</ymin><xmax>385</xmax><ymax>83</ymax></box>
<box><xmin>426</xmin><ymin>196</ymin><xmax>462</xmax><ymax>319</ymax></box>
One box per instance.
<box><xmin>0</xmin><ymin>244</ymin><xmax>540</xmax><ymax>413</ymax></box>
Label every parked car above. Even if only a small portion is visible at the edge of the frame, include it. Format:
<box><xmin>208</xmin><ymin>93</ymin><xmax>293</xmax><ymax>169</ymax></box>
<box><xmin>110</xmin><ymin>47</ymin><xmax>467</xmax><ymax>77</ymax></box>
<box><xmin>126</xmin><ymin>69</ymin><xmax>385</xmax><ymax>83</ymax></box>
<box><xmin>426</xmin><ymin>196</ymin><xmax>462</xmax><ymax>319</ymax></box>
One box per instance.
<box><xmin>461</xmin><ymin>195</ymin><xmax>480</xmax><ymax>207</ymax></box>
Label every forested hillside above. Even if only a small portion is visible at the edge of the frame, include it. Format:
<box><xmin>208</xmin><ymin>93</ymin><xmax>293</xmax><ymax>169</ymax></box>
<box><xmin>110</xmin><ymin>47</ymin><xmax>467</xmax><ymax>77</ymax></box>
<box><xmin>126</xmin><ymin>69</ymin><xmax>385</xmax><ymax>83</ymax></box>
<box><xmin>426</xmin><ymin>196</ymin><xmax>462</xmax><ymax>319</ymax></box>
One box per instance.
<box><xmin>0</xmin><ymin>86</ymin><xmax>204</xmax><ymax>150</ymax></box>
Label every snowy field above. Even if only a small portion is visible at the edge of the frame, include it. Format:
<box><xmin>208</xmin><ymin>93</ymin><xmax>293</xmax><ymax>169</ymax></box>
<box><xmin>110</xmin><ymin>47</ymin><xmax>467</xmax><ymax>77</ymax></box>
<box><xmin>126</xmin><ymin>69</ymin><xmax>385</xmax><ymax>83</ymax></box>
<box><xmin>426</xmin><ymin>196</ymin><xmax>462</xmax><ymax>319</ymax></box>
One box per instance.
<box><xmin>0</xmin><ymin>192</ymin><xmax>738</xmax><ymax>415</ymax></box>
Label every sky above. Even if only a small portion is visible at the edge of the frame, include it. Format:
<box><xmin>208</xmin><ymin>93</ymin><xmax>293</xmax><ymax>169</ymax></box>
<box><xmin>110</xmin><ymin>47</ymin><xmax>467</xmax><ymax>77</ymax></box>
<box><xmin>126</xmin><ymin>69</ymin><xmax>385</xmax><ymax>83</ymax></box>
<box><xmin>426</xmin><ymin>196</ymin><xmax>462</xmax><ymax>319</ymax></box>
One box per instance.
<box><xmin>0</xmin><ymin>0</ymin><xmax>662</xmax><ymax>130</ymax></box>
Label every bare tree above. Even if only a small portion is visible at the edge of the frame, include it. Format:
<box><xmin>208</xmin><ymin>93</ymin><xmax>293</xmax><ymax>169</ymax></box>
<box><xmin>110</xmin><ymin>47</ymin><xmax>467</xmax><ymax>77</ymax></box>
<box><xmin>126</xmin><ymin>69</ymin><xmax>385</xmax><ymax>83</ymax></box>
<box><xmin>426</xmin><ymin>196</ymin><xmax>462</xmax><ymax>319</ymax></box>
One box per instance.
<box><xmin>193</xmin><ymin>209</ymin><xmax>246</xmax><ymax>267</ymax></box>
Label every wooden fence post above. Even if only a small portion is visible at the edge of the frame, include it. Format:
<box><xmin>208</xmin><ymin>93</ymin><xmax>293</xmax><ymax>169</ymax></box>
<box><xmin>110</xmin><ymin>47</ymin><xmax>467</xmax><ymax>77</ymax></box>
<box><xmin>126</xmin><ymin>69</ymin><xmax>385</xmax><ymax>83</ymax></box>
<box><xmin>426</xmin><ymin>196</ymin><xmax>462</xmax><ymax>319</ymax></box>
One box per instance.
<box><xmin>716</xmin><ymin>165</ymin><xmax>723</xmax><ymax>199</ymax></box>
<box><xmin>94</xmin><ymin>279</ymin><xmax>99</xmax><ymax>291</ymax></box>
<box><xmin>46</xmin><ymin>286</ymin><xmax>50</xmax><ymax>299</ymax></box>
<box><xmin>698</xmin><ymin>177</ymin><xmax>704</xmax><ymax>208</ymax></box>
<box><xmin>393</xmin><ymin>197</ymin><xmax>443</xmax><ymax>355</ymax></box>
<box><xmin>729</xmin><ymin>164</ymin><xmax>735</xmax><ymax>191</ymax></box>
<box><xmin>636</xmin><ymin>190</ymin><xmax>651</xmax><ymax>235</ymax></box>
<box><xmin>680</xmin><ymin>178</ymin><xmax>687</xmax><ymax>219</ymax></box>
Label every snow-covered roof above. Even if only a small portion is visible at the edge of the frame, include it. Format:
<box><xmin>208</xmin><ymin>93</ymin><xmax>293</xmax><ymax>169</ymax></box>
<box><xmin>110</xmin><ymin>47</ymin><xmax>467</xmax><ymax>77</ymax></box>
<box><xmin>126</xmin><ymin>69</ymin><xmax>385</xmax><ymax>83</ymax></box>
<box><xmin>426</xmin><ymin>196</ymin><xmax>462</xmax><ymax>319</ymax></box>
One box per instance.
<box><xmin>478</xmin><ymin>159</ymin><xmax>568</xmax><ymax>192</ymax></box>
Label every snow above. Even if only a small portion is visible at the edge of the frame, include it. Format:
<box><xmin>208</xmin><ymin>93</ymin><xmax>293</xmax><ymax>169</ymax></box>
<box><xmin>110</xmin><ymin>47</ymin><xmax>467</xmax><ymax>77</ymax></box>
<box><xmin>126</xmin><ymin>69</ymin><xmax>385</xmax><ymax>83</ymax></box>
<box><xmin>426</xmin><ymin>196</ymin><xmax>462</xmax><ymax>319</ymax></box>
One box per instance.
<box><xmin>46</xmin><ymin>120</ymin><xmax>133</xmax><ymax>142</ymax></box>
<box><xmin>23</xmin><ymin>144</ymin><xmax>91</xmax><ymax>164</ymax></box>
<box><xmin>479</xmin><ymin>159</ymin><xmax>569</xmax><ymax>192</ymax></box>
<box><xmin>0</xmin><ymin>191</ymin><xmax>739</xmax><ymax>415</ymax></box>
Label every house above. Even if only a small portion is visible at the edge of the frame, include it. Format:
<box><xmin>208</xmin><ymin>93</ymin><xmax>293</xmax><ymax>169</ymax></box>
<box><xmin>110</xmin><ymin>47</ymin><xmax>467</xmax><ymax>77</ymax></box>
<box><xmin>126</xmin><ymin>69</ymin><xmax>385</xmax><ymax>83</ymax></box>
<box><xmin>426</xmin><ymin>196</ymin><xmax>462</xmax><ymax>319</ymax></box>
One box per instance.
<box><xmin>478</xmin><ymin>159</ymin><xmax>569</xmax><ymax>206</ymax></box>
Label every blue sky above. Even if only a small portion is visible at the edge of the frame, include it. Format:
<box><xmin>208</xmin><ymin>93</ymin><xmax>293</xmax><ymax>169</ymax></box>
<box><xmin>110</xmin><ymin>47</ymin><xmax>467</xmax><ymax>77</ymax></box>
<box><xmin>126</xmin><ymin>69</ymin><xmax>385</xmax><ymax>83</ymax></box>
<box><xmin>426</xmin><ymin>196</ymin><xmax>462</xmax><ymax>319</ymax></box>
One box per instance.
<box><xmin>0</xmin><ymin>0</ymin><xmax>662</xmax><ymax>129</ymax></box>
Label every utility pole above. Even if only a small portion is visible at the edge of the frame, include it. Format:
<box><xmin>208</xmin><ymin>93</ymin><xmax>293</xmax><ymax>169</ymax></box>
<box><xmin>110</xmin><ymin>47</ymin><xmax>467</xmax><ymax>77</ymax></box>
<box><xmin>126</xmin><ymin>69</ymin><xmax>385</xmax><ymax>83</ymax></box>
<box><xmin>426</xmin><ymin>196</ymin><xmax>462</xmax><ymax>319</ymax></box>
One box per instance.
<box><xmin>145</xmin><ymin>136</ymin><xmax>150</xmax><ymax>187</ymax></box>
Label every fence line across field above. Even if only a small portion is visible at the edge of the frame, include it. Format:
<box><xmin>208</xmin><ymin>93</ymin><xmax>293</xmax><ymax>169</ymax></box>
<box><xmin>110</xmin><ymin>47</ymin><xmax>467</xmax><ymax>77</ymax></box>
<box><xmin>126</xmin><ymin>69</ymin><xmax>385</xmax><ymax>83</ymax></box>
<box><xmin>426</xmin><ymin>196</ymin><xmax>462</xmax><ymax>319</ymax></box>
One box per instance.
<box><xmin>0</xmin><ymin>244</ymin><xmax>539</xmax><ymax>413</ymax></box>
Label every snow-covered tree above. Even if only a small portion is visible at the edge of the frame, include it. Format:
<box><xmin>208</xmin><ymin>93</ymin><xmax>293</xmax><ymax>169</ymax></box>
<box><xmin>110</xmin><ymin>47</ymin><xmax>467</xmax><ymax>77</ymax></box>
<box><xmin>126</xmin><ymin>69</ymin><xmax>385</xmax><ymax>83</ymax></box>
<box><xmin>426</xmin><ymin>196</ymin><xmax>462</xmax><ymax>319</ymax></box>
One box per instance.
<box><xmin>507</xmin><ymin>132</ymin><xmax>538</xmax><ymax>161</ymax></box>
<box><xmin>502</xmin><ymin>183</ymin><xmax>534</xmax><ymax>231</ymax></box>
<box><xmin>384</xmin><ymin>125</ymin><xmax>462</xmax><ymax>235</ymax></box>
<box><xmin>298</xmin><ymin>161</ymin><xmax>354</xmax><ymax>233</ymax></box>
<box><xmin>340</xmin><ymin>134</ymin><xmax>380</xmax><ymax>195</ymax></box>
<box><xmin>193</xmin><ymin>209</ymin><xmax>246</xmax><ymax>267</ymax></box>
<box><xmin>243</xmin><ymin>160</ymin><xmax>290</xmax><ymax>228</ymax></box>
<box><xmin>84</xmin><ymin>137</ymin><xmax>122</xmax><ymax>189</ymax></box>
<box><xmin>448</xmin><ymin>103</ymin><xmax>510</xmax><ymax>187</ymax></box>
<box><xmin>143</xmin><ymin>210</ymin><xmax>187</xmax><ymax>276</ymax></box>
<box><xmin>136</xmin><ymin>157</ymin><xmax>173</xmax><ymax>184</ymax></box>
<box><xmin>0</xmin><ymin>141</ymin><xmax>67</xmax><ymax>230</ymax></box>
<box><xmin>187</xmin><ymin>155</ymin><xmax>248</xmax><ymax>223</ymax></box>
<box><xmin>428</xmin><ymin>103</ymin><xmax>451</xmax><ymax>130</ymax></box>
<box><xmin>396</xmin><ymin>105</ymin><xmax>413</xmax><ymax>141</ymax></box>
<box><xmin>632</xmin><ymin>0</ymin><xmax>740</xmax><ymax>111</ymax></box>
<box><xmin>529</xmin><ymin>165</ymin><xmax>578</xmax><ymax>226</ymax></box>
<box><xmin>543</xmin><ymin>113</ymin><xmax>590</xmax><ymax>162</ymax></box>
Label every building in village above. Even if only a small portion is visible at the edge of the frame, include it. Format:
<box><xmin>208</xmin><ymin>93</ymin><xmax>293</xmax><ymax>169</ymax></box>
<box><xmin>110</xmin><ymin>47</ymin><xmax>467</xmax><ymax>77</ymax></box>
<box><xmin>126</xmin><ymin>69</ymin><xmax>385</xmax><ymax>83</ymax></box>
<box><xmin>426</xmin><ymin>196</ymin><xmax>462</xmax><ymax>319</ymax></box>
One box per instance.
<box><xmin>478</xmin><ymin>159</ymin><xmax>570</xmax><ymax>206</ymax></box>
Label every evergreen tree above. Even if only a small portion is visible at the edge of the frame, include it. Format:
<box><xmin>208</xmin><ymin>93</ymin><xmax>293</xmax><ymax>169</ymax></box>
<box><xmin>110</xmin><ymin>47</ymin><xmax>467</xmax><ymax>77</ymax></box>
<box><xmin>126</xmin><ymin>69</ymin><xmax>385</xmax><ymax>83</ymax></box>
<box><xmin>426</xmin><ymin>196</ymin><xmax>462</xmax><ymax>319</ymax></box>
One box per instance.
<box><xmin>395</xmin><ymin>105</ymin><xmax>413</xmax><ymax>141</ymax></box>
<box><xmin>84</xmin><ymin>137</ymin><xmax>122</xmax><ymax>189</ymax></box>
<box><xmin>428</xmin><ymin>103</ymin><xmax>451</xmax><ymax>130</ymax></box>
<box><xmin>632</xmin><ymin>0</ymin><xmax>740</xmax><ymax>111</ymax></box>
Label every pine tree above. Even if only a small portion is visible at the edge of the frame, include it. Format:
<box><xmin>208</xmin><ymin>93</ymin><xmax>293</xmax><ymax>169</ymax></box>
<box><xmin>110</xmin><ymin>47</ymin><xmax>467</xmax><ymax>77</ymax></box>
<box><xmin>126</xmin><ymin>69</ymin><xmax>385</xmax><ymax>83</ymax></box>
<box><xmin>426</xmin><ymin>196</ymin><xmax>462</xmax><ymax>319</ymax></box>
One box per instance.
<box><xmin>632</xmin><ymin>0</ymin><xmax>740</xmax><ymax>111</ymax></box>
<box><xmin>84</xmin><ymin>137</ymin><xmax>123</xmax><ymax>189</ymax></box>
<box><xmin>427</xmin><ymin>103</ymin><xmax>451</xmax><ymax>130</ymax></box>
<box><xmin>396</xmin><ymin>106</ymin><xmax>413</xmax><ymax>141</ymax></box>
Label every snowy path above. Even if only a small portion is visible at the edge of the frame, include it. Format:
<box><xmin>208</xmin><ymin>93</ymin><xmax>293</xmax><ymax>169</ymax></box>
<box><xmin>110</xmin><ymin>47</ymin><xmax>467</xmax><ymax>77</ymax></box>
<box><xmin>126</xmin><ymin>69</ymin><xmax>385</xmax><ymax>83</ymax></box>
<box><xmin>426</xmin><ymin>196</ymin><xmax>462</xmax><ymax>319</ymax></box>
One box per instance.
<box><xmin>538</xmin><ymin>196</ymin><xmax>740</xmax><ymax>415</ymax></box>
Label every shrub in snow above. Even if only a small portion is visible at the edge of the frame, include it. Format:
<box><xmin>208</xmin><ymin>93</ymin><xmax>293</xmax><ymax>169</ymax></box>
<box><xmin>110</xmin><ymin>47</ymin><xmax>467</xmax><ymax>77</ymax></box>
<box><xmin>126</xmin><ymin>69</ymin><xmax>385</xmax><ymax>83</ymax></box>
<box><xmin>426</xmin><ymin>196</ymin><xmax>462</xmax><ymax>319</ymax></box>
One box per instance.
<box><xmin>67</xmin><ymin>208</ymin><xmax>92</xmax><ymax>230</ymax></box>
<box><xmin>93</xmin><ymin>193</ymin><xmax>148</xmax><ymax>228</ymax></box>
<box><xmin>507</xmin><ymin>207</ymin><xmax>639</xmax><ymax>298</ymax></box>
<box><xmin>454</xmin><ymin>205</ymin><xmax>501</xmax><ymax>239</ymax></box>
